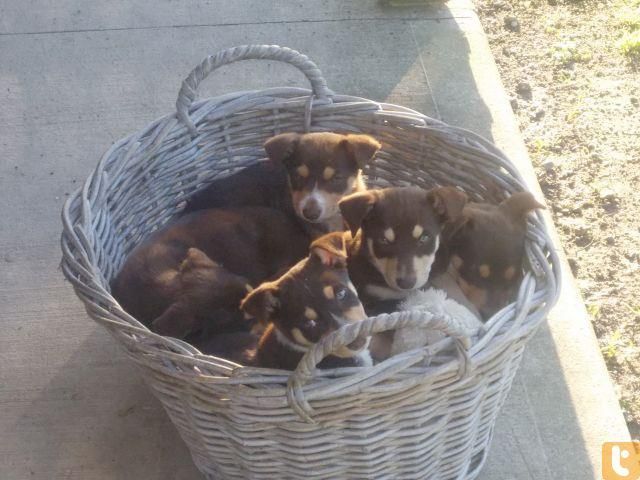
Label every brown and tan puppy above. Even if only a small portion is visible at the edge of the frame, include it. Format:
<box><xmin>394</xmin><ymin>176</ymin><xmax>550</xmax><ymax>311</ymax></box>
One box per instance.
<box><xmin>199</xmin><ymin>233</ymin><xmax>372</xmax><ymax>370</ymax></box>
<box><xmin>338</xmin><ymin>186</ymin><xmax>469</xmax><ymax>308</ymax></box>
<box><xmin>183</xmin><ymin>132</ymin><xmax>381</xmax><ymax>237</ymax></box>
<box><xmin>433</xmin><ymin>191</ymin><xmax>544</xmax><ymax>319</ymax></box>
<box><xmin>111</xmin><ymin>206</ymin><xmax>309</xmax><ymax>338</ymax></box>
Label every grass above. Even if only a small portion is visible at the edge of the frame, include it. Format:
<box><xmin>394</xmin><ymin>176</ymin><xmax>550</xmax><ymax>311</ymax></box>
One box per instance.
<box><xmin>619</xmin><ymin>30</ymin><xmax>640</xmax><ymax>58</ymax></box>
<box><xmin>618</xmin><ymin>8</ymin><xmax>640</xmax><ymax>30</ymax></box>
<box><xmin>603</xmin><ymin>329</ymin><xmax>623</xmax><ymax>359</ymax></box>
<box><xmin>550</xmin><ymin>40</ymin><xmax>593</xmax><ymax>66</ymax></box>
<box><xmin>616</xmin><ymin>0</ymin><xmax>640</xmax><ymax>58</ymax></box>
<box><xmin>587</xmin><ymin>302</ymin><xmax>602</xmax><ymax>319</ymax></box>
<box><xmin>627</xmin><ymin>303</ymin><xmax>640</xmax><ymax>316</ymax></box>
<box><xmin>532</xmin><ymin>138</ymin><xmax>548</xmax><ymax>153</ymax></box>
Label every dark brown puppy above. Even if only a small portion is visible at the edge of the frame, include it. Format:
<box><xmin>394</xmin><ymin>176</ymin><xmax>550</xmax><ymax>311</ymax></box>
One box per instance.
<box><xmin>338</xmin><ymin>186</ymin><xmax>468</xmax><ymax>308</ymax></box>
<box><xmin>433</xmin><ymin>192</ymin><xmax>544</xmax><ymax>319</ymax></box>
<box><xmin>200</xmin><ymin>233</ymin><xmax>372</xmax><ymax>370</ymax></box>
<box><xmin>111</xmin><ymin>206</ymin><xmax>309</xmax><ymax>338</ymax></box>
<box><xmin>183</xmin><ymin>132</ymin><xmax>381</xmax><ymax>237</ymax></box>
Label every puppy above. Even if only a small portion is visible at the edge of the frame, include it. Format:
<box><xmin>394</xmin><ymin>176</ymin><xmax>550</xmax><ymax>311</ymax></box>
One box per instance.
<box><xmin>338</xmin><ymin>186</ymin><xmax>468</xmax><ymax>308</ymax></box>
<box><xmin>111</xmin><ymin>206</ymin><xmax>309</xmax><ymax>338</ymax></box>
<box><xmin>199</xmin><ymin>233</ymin><xmax>372</xmax><ymax>370</ymax></box>
<box><xmin>433</xmin><ymin>191</ymin><xmax>544</xmax><ymax>319</ymax></box>
<box><xmin>183</xmin><ymin>132</ymin><xmax>381</xmax><ymax>237</ymax></box>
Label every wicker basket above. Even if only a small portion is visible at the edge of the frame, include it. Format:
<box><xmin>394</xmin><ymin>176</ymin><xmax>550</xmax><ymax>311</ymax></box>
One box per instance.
<box><xmin>61</xmin><ymin>45</ymin><xmax>561</xmax><ymax>480</ymax></box>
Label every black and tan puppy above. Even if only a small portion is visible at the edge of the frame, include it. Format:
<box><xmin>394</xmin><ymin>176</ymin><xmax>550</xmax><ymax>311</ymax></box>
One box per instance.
<box><xmin>433</xmin><ymin>191</ymin><xmax>544</xmax><ymax>319</ymax></box>
<box><xmin>338</xmin><ymin>186</ymin><xmax>468</xmax><ymax>308</ymax></box>
<box><xmin>111</xmin><ymin>206</ymin><xmax>309</xmax><ymax>338</ymax></box>
<box><xmin>199</xmin><ymin>233</ymin><xmax>372</xmax><ymax>370</ymax></box>
<box><xmin>183</xmin><ymin>132</ymin><xmax>381</xmax><ymax>237</ymax></box>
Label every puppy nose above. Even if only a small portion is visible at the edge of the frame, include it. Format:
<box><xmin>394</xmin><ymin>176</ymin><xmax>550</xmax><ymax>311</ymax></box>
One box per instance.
<box><xmin>396</xmin><ymin>274</ymin><xmax>417</xmax><ymax>290</ymax></box>
<box><xmin>302</xmin><ymin>200</ymin><xmax>321</xmax><ymax>221</ymax></box>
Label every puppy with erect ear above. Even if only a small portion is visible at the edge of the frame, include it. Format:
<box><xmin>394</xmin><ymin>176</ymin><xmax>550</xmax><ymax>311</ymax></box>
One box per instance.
<box><xmin>434</xmin><ymin>190</ymin><xmax>545</xmax><ymax>320</ymax></box>
<box><xmin>338</xmin><ymin>186</ymin><xmax>468</xmax><ymax>307</ymax></box>
<box><xmin>183</xmin><ymin>131</ymin><xmax>381</xmax><ymax>238</ymax></box>
<box><xmin>235</xmin><ymin>232</ymin><xmax>371</xmax><ymax>370</ymax></box>
<box><xmin>264</xmin><ymin>132</ymin><xmax>381</xmax><ymax>233</ymax></box>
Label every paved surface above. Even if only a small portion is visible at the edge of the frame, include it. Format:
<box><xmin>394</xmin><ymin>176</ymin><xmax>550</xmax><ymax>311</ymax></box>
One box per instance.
<box><xmin>0</xmin><ymin>1</ymin><xmax>631</xmax><ymax>479</ymax></box>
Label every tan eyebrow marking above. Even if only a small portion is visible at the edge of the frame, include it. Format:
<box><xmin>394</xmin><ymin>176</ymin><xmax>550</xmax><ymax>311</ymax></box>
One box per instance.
<box><xmin>304</xmin><ymin>307</ymin><xmax>318</xmax><ymax>321</ymax></box>
<box><xmin>451</xmin><ymin>254</ymin><xmax>464</xmax><ymax>270</ymax></box>
<box><xmin>342</xmin><ymin>305</ymin><xmax>367</xmax><ymax>323</ymax></box>
<box><xmin>504</xmin><ymin>266</ymin><xmax>517</xmax><ymax>280</ymax></box>
<box><xmin>412</xmin><ymin>224</ymin><xmax>424</xmax><ymax>239</ymax></box>
<box><xmin>296</xmin><ymin>165</ymin><xmax>309</xmax><ymax>178</ymax></box>
<box><xmin>384</xmin><ymin>228</ymin><xmax>395</xmax><ymax>242</ymax></box>
<box><xmin>479</xmin><ymin>264</ymin><xmax>491</xmax><ymax>278</ymax></box>
<box><xmin>323</xmin><ymin>285</ymin><xmax>335</xmax><ymax>299</ymax></box>
<box><xmin>291</xmin><ymin>328</ymin><xmax>313</xmax><ymax>346</ymax></box>
<box><xmin>323</xmin><ymin>166</ymin><xmax>335</xmax><ymax>180</ymax></box>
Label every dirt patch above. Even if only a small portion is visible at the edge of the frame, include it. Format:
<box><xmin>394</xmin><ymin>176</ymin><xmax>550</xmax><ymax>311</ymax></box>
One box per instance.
<box><xmin>474</xmin><ymin>0</ymin><xmax>640</xmax><ymax>438</ymax></box>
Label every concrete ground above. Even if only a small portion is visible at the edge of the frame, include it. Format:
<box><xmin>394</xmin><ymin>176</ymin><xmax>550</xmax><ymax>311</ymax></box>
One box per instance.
<box><xmin>0</xmin><ymin>1</ymin><xmax>632</xmax><ymax>479</ymax></box>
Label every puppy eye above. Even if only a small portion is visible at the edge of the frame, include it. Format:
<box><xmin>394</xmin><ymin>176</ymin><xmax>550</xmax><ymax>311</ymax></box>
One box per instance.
<box><xmin>379</xmin><ymin>237</ymin><xmax>391</xmax><ymax>245</ymax></box>
<box><xmin>335</xmin><ymin>288</ymin><xmax>347</xmax><ymax>301</ymax></box>
<box><xmin>418</xmin><ymin>233</ymin><xmax>430</xmax><ymax>244</ymax></box>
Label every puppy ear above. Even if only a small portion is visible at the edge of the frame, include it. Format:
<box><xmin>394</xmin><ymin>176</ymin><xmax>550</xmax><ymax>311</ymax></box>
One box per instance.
<box><xmin>310</xmin><ymin>232</ymin><xmax>348</xmax><ymax>268</ymax></box>
<box><xmin>240</xmin><ymin>283</ymin><xmax>280</xmax><ymax>326</ymax></box>
<box><xmin>446</xmin><ymin>214</ymin><xmax>473</xmax><ymax>240</ymax></box>
<box><xmin>264</xmin><ymin>133</ymin><xmax>300</xmax><ymax>165</ymax></box>
<box><xmin>339</xmin><ymin>190</ymin><xmax>377</xmax><ymax>237</ymax></box>
<box><xmin>180</xmin><ymin>247</ymin><xmax>218</xmax><ymax>272</ymax></box>
<box><xmin>500</xmin><ymin>192</ymin><xmax>545</xmax><ymax>222</ymax></box>
<box><xmin>340</xmin><ymin>134</ymin><xmax>381</xmax><ymax>169</ymax></box>
<box><xmin>152</xmin><ymin>303</ymin><xmax>196</xmax><ymax>338</ymax></box>
<box><xmin>426</xmin><ymin>186</ymin><xmax>468</xmax><ymax>223</ymax></box>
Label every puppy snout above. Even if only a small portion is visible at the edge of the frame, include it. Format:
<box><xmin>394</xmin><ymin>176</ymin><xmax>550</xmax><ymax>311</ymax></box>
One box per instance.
<box><xmin>302</xmin><ymin>199</ymin><xmax>322</xmax><ymax>221</ymax></box>
<box><xmin>396</xmin><ymin>273</ymin><xmax>417</xmax><ymax>290</ymax></box>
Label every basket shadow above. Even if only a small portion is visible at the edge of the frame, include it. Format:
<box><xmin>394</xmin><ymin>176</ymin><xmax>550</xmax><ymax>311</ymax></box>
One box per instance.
<box><xmin>10</xmin><ymin>326</ymin><xmax>202</xmax><ymax>480</ymax></box>
<box><xmin>480</xmin><ymin>321</ymin><xmax>597</xmax><ymax>480</ymax></box>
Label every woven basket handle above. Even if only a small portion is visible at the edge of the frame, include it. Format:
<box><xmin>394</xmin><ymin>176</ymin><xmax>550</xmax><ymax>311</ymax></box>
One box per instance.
<box><xmin>176</xmin><ymin>44</ymin><xmax>334</xmax><ymax>135</ymax></box>
<box><xmin>286</xmin><ymin>310</ymin><xmax>473</xmax><ymax>423</ymax></box>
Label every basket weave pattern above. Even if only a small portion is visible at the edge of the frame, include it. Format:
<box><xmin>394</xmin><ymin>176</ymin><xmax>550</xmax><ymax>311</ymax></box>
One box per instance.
<box><xmin>61</xmin><ymin>45</ymin><xmax>560</xmax><ymax>479</ymax></box>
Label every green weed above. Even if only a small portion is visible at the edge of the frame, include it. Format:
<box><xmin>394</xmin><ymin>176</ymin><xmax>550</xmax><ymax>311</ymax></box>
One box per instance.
<box><xmin>551</xmin><ymin>40</ymin><xmax>593</xmax><ymax>66</ymax></box>
<box><xmin>587</xmin><ymin>302</ymin><xmax>601</xmax><ymax>319</ymax></box>
<box><xmin>619</xmin><ymin>30</ymin><xmax>640</xmax><ymax>58</ymax></box>
<box><xmin>602</xmin><ymin>330</ymin><xmax>623</xmax><ymax>359</ymax></box>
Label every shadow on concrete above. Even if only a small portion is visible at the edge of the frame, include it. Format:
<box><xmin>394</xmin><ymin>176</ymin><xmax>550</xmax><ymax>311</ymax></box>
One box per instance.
<box><xmin>9</xmin><ymin>323</ymin><xmax>201</xmax><ymax>480</ymax></box>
